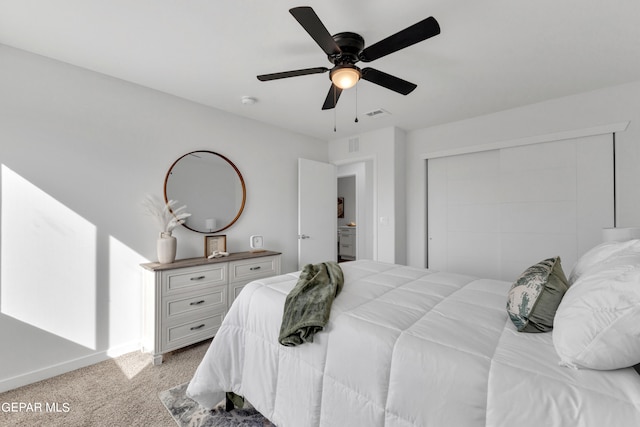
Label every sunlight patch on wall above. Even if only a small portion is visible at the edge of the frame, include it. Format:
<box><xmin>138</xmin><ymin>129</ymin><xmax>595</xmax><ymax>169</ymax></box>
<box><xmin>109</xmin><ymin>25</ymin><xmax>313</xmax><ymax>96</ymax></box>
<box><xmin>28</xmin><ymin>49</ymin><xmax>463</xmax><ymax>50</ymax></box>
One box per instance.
<box><xmin>107</xmin><ymin>235</ymin><xmax>146</xmax><ymax>354</ymax></box>
<box><xmin>1</xmin><ymin>165</ymin><xmax>97</xmax><ymax>349</ymax></box>
<box><xmin>108</xmin><ymin>236</ymin><xmax>148</xmax><ymax>378</ymax></box>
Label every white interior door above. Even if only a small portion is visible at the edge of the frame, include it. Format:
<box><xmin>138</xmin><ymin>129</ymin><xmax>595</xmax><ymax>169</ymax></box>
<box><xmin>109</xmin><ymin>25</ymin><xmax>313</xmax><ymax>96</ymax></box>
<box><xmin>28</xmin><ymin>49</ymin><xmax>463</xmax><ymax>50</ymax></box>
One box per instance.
<box><xmin>298</xmin><ymin>158</ymin><xmax>337</xmax><ymax>269</ymax></box>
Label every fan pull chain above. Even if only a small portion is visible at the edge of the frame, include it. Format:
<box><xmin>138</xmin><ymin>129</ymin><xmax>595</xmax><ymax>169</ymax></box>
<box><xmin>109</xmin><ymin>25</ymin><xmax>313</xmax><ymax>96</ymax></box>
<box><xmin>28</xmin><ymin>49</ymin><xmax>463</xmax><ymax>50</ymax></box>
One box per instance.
<box><xmin>355</xmin><ymin>84</ymin><xmax>358</xmax><ymax>123</ymax></box>
<box><xmin>333</xmin><ymin>86</ymin><xmax>337</xmax><ymax>132</ymax></box>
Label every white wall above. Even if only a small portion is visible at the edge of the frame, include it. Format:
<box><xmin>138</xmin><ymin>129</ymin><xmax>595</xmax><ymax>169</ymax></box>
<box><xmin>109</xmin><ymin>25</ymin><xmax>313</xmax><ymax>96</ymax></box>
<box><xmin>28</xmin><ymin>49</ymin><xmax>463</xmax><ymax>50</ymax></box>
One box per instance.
<box><xmin>406</xmin><ymin>80</ymin><xmax>640</xmax><ymax>268</ymax></box>
<box><xmin>393</xmin><ymin>128</ymin><xmax>407</xmax><ymax>265</ymax></box>
<box><xmin>0</xmin><ymin>45</ymin><xmax>327</xmax><ymax>391</ymax></box>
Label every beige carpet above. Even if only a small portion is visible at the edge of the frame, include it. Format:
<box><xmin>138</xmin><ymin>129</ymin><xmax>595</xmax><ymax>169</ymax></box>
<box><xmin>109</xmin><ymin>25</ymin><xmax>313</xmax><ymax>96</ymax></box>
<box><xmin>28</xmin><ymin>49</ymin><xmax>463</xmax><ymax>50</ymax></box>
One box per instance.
<box><xmin>0</xmin><ymin>339</ymin><xmax>211</xmax><ymax>427</ymax></box>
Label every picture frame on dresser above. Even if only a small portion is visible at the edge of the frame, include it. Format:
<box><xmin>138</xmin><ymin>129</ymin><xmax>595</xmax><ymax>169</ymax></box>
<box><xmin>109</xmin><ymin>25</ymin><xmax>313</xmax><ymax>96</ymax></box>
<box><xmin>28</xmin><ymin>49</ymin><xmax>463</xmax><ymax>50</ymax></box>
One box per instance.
<box><xmin>204</xmin><ymin>235</ymin><xmax>227</xmax><ymax>257</ymax></box>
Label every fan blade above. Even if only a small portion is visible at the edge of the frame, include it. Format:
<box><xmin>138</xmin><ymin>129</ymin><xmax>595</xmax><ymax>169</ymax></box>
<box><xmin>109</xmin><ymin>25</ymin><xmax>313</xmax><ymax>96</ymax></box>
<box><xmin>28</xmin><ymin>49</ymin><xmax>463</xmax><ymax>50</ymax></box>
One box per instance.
<box><xmin>257</xmin><ymin>67</ymin><xmax>329</xmax><ymax>81</ymax></box>
<box><xmin>359</xmin><ymin>16</ymin><xmax>440</xmax><ymax>62</ymax></box>
<box><xmin>290</xmin><ymin>7</ymin><xmax>341</xmax><ymax>57</ymax></box>
<box><xmin>322</xmin><ymin>84</ymin><xmax>343</xmax><ymax>110</ymax></box>
<box><xmin>361</xmin><ymin>68</ymin><xmax>417</xmax><ymax>95</ymax></box>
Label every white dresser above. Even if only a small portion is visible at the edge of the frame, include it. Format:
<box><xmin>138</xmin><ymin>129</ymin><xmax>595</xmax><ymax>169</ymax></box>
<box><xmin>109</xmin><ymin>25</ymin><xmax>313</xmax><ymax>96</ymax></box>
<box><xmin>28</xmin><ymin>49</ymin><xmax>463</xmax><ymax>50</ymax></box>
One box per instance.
<box><xmin>338</xmin><ymin>226</ymin><xmax>356</xmax><ymax>260</ymax></box>
<box><xmin>141</xmin><ymin>251</ymin><xmax>281</xmax><ymax>365</ymax></box>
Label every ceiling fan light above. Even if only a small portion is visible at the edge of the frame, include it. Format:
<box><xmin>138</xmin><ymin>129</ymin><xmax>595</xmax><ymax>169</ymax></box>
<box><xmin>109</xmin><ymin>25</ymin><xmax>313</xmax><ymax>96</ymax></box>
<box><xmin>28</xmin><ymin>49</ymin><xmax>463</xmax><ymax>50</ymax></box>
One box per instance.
<box><xmin>331</xmin><ymin>66</ymin><xmax>361</xmax><ymax>89</ymax></box>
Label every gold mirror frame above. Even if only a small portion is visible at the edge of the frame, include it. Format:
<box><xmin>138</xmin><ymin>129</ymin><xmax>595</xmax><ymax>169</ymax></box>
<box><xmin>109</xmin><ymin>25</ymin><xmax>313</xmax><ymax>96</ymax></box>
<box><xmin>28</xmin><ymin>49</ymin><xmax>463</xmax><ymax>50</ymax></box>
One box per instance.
<box><xmin>164</xmin><ymin>150</ymin><xmax>246</xmax><ymax>234</ymax></box>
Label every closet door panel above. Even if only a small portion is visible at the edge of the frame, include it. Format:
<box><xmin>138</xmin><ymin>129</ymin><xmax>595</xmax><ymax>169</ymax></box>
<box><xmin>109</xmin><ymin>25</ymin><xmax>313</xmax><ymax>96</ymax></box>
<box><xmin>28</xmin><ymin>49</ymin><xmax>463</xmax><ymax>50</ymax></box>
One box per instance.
<box><xmin>448</xmin><ymin>231</ymin><xmax>501</xmax><ymax>278</ymax></box>
<box><xmin>426</xmin><ymin>158</ymin><xmax>448</xmax><ymax>270</ymax></box>
<box><xmin>500</xmin><ymin>168</ymin><xmax>577</xmax><ymax>203</ymax></box>
<box><xmin>448</xmin><ymin>203</ymin><xmax>500</xmax><ymax>233</ymax></box>
<box><xmin>501</xmin><ymin>233</ymin><xmax>577</xmax><ymax>282</ymax></box>
<box><xmin>500</xmin><ymin>201</ymin><xmax>577</xmax><ymax>233</ymax></box>
<box><xmin>427</xmin><ymin>133</ymin><xmax>613</xmax><ymax>281</ymax></box>
<box><xmin>445</xmin><ymin>150</ymin><xmax>500</xmax><ymax>277</ymax></box>
<box><xmin>428</xmin><ymin>150</ymin><xmax>499</xmax><ymax>272</ymax></box>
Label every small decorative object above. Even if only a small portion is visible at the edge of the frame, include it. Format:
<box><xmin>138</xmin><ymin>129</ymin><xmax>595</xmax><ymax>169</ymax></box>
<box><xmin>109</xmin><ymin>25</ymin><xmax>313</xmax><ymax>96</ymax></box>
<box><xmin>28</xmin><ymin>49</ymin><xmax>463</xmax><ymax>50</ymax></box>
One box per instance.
<box><xmin>250</xmin><ymin>235</ymin><xmax>265</xmax><ymax>253</ymax></box>
<box><xmin>208</xmin><ymin>250</ymin><xmax>229</xmax><ymax>259</ymax></box>
<box><xmin>205</xmin><ymin>235</ymin><xmax>227</xmax><ymax>258</ymax></box>
<box><xmin>142</xmin><ymin>194</ymin><xmax>191</xmax><ymax>264</ymax></box>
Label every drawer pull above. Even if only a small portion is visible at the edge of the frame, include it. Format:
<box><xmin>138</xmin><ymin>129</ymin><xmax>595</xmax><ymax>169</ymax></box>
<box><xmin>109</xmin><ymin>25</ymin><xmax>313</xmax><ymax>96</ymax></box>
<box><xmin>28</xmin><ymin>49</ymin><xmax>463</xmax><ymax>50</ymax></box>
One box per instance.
<box><xmin>190</xmin><ymin>275</ymin><xmax>206</xmax><ymax>281</ymax></box>
<box><xmin>190</xmin><ymin>324</ymin><xmax>205</xmax><ymax>331</ymax></box>
<box><xmin>189</xmin><ymin>300</ymin><xmax>205</xmax><ymax>306</ymax></box>
<box><xmin>249</xmin><ymin>266</ymin><xmax>261</xmax><ymax>271</ymax></box>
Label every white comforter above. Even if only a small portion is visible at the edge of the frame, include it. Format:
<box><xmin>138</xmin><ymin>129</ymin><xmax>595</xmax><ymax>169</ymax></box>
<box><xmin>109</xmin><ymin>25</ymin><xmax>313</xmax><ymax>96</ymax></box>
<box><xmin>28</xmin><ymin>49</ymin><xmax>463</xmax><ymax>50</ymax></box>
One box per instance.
<box><xmin>186</xmin><ymin>260</ymin><xmax>640</xmax><ymax>426</ymax></box>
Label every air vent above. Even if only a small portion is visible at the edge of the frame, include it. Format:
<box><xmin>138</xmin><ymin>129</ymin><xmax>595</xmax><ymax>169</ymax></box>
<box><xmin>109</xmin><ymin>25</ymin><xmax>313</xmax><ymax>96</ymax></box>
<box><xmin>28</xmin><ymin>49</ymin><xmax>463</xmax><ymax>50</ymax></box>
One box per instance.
<box><xmin>348</xmin><ymin>137</ymin><xmax>360</xmax><ymax>153</ymax></box>
<box><xmin>364</xmin><ymin>108</ymin><xmax>391</xmax><ymax>118</ymax></box>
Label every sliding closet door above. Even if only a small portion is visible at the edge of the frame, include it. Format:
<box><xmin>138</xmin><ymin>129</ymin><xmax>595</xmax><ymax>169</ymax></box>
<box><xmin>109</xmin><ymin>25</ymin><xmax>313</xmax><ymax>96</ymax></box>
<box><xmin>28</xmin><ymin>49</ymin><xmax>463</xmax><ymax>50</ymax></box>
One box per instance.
<box><xmin>428</xmin><ymin>150</ymin><xmax>501</xmax><ymax>278</ymax></box>
<box><xmin>427</xmin><ymin>134</ymin><xmax>614</xmax><ymax>281</ymax></box>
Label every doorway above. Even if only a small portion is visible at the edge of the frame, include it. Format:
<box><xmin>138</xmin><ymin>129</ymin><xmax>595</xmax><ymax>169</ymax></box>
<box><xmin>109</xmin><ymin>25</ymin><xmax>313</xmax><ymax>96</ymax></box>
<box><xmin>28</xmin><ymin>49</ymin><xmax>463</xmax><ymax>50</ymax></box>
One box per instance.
<box><xmin>338</xmin><ymin>175</ymin><xmax>356</xmax><ymax>262</ymax></box>
<box><xmin>297</xmin><ymin>158</ymin><xmax>374</xmax><ymax>267</ymax></box>
<box><xmin>337</xmin><ymin>161</ymin><xmax>374</xmax><ymax>262</ymax></box>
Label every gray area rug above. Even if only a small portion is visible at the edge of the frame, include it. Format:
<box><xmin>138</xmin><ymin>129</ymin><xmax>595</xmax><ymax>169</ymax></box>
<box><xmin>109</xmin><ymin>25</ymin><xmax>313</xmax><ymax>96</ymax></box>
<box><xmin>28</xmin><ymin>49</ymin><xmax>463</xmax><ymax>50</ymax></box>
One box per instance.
<box><xmin>159</xmin><ymin>383</ymin><xmax>275</xmax><ymax>427</ymax></box>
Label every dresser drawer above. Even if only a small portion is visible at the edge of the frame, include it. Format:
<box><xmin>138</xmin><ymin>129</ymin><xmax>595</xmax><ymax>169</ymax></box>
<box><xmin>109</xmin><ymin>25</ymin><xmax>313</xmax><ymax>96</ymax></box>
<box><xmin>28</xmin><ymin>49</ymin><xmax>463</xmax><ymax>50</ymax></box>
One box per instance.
<box><xmin>162</xmin><ymin>313</ymin><xmax>224</xmax><ymax>351</ymax></box>
<box><xmin>340</xmin><ymin>234</ymin><xmax>355</xmax><ymax>246</ymax></box>
<box><xmin>142</xmin><ymin>251</ymin><xmax>281</xmax><ymax>364</ymax></box>
<box><xmin>229</xmin><ymin>256</ymin><xmax>279</xmax><ymax>283</ymax></box>
<box><xmin>163</xmin><ymin>264</ymin><xmax>227</xmax><ymax>295</ymax></box>
<box><xmin>230</xmin><ymin>282</ymin><xmax>246</xmax><ymax>302</ymax></box>
<box><xmin>163</xmin><ymin>286</ymin><xmax>227</xmax><ymax>320</ymax></box>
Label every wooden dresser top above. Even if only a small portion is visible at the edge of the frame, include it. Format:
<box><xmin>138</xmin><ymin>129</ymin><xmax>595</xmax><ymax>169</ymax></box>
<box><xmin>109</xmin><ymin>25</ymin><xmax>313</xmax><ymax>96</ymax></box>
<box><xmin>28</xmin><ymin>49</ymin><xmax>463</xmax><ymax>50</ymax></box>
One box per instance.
<box><xmin>141</xmin><ymin>250</ymin><xmax>281</xmax><ymax>272</ymax></box>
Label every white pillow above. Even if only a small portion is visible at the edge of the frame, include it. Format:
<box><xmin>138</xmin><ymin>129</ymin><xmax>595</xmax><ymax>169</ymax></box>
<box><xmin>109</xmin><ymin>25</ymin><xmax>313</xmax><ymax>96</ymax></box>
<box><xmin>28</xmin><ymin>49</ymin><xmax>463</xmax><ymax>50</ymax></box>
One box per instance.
<box><xmin>553</xmin><ymin>242</ymin><xmax>640</xmax><ymax>370</ymax></box>
<box><xmin>568</xmin><ymin>239</ymin><xmax>640</xmax><ymax>284</ymax></box>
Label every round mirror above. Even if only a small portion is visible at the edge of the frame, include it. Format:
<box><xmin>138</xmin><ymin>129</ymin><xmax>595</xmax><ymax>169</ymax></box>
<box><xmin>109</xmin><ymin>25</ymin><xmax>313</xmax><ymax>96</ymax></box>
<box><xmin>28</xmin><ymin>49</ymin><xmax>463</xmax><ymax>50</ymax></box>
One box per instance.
<box><xmin>164</xmin><ymin>150</ymin><xmax>246</xmax><ymax>234</ymax></box>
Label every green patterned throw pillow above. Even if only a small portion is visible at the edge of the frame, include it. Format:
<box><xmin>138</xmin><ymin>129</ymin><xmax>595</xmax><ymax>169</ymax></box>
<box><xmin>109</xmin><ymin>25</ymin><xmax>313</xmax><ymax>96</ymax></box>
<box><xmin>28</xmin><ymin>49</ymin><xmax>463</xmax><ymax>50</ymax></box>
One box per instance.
<box><xmin>506</xmin><ymin>257</ymin><xmax>569</xmax><ymax>333</ymax></box>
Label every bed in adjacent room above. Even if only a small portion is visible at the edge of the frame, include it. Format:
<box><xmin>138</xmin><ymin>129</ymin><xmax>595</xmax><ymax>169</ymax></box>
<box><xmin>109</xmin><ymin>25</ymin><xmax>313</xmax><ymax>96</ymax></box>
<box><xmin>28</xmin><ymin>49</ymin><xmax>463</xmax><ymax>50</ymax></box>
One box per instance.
<box><xmin>186</xmin><ymin>240</ymin><xmax>640</xmax><ymax>426</ymax></box>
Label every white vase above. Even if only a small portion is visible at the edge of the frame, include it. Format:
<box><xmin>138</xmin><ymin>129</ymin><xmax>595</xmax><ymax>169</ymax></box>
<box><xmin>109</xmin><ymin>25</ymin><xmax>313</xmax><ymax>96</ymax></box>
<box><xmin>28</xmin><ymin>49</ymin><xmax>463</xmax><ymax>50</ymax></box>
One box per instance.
<box><xmin>157</xmin><ymin>232</ymin><xmax>177</xmax><ymax>264</ymax></box>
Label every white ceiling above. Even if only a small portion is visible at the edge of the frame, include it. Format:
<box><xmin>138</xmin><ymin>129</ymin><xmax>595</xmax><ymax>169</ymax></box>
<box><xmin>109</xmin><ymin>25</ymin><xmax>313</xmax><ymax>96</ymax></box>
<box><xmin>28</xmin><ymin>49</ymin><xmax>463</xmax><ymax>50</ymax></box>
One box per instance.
<box><xmin>1</xmin><ymin>1</ymin><xmax>640</xmax><ymax>141</ymax></box>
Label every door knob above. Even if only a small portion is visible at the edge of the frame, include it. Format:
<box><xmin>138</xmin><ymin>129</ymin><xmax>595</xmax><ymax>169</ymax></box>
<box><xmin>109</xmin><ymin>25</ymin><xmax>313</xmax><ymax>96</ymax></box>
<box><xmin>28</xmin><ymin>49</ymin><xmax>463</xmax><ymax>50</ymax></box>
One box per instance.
<box><xmin>298</xmin><ymin>234</ymin><xmax>310</xmax><ymax>239</ymax></box>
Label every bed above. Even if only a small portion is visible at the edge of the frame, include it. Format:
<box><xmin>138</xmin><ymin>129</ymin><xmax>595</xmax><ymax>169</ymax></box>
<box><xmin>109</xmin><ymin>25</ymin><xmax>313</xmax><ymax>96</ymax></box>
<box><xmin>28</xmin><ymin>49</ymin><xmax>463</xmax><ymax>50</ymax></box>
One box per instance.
<box><xmin>186</xmin><ymin>240</ymin><xmax>640</xmax><ymax>426</ymax></box>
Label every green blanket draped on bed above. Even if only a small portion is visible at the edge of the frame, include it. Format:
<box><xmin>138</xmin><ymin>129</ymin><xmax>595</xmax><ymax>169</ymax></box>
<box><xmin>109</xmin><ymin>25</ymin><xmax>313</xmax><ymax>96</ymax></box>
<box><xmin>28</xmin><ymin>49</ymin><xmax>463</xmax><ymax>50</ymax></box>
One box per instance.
<box><xmin>278</xmin><ymin>261</ymin><xmax>344</xmax><ymax>346</ymax></box>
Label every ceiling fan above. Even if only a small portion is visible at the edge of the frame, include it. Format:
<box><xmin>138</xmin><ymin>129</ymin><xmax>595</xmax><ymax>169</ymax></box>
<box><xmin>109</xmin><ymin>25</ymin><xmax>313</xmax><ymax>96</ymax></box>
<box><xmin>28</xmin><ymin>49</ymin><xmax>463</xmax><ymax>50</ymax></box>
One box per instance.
<box><xmin>257</xmin><ymin>6</ymin><xmax>440</xmax><ymax>110</ymax></box>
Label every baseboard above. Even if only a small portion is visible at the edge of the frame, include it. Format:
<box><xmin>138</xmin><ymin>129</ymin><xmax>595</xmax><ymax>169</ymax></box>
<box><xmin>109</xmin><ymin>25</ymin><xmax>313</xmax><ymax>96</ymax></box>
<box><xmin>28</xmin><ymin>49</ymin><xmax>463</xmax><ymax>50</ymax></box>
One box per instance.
<box><xmin>0</xmin><ymin>341</ymin><xmax>141</xmax><ymax>393</ymax></box>
<box><xmin>106</xmin><ymin>341</ymin><xmax>142</xmax><ymax>358</ymax></box>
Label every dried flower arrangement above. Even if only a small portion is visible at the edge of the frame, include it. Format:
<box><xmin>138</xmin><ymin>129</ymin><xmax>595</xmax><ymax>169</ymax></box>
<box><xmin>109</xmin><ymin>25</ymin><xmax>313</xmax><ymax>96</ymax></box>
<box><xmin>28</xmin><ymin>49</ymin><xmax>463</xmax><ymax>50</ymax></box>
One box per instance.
<box><xmin>142</xmin><ymin>194</ymin><xmax>191</xmax><ymax>237</ymax></box>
